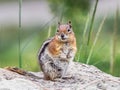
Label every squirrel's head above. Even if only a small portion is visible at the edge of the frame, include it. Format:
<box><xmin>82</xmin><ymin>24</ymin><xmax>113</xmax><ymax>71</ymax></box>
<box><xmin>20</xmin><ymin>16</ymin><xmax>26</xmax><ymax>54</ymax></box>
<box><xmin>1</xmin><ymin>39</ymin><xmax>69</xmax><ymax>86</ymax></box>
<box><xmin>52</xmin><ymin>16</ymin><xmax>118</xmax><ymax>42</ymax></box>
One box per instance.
<box><xmin>55</xmin><ymin>21</ymin><xmax>75</xmax><ymax>42</ymax></box>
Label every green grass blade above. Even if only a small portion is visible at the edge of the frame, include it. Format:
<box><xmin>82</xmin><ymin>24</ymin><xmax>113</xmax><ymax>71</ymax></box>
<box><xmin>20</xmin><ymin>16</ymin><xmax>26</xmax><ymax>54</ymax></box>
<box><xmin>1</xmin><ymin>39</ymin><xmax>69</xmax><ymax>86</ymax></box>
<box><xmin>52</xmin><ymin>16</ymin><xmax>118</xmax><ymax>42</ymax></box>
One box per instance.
<box><xmin>110</xmin><ymin>5</ymin><xmax>118</xmax><ymax>74</ymax></box>
<box><xmin>87</xmin><ymin>0</ymin><xmax>99</xmax><ymax>45</ymax></box>
<box><xmin>59</xmin><ymin>0</ymin><xmax>67</xmax><ymax>22</ymax></box>
<box><xmin>86</xmin><ymin>14</ymin><xmax>107</xmax><ymax>64</ymax></box>
<box><xmin>47</xmin><ymin>26</ymin><xmax>51</xmax><ymax>38</ymax></box>
<box><xmin>20</xmin><ymin>16</ymin><xmax>56</xmax><ymax>53</ymax></box>
<box><xmin>77</xmin><ymin>13</ymin><xmax>90</xmax><ymax>62</ymax></box>
<box><xmin>82</xmin><ymin>13</ymin><xmax>90</xmax><ymax>43</ymax></box>
<box><xmin>18</xmin><ymin>0</ymin><xmax>22</xmax><ymax>68</ymax></box>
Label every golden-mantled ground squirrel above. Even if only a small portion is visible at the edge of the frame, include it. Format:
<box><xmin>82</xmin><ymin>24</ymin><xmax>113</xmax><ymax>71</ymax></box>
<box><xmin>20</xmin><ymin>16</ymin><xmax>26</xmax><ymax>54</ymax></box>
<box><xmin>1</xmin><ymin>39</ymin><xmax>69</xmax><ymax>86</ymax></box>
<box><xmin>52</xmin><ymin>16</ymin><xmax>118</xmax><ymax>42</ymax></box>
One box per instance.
<box><xmin>38</xmin><ymin>21</ymin><xmax>77</xmax><ymax>80</ymax></box>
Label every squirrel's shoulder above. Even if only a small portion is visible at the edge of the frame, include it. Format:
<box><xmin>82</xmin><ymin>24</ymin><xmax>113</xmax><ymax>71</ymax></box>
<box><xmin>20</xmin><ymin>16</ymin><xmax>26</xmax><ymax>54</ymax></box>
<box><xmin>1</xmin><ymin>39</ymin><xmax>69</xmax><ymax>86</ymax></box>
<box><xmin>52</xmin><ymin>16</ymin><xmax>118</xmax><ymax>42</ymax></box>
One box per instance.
<box><xmin>38</xmin><ymin>37</ymin><xmax>54</xmax><ymax>58</ymax></box>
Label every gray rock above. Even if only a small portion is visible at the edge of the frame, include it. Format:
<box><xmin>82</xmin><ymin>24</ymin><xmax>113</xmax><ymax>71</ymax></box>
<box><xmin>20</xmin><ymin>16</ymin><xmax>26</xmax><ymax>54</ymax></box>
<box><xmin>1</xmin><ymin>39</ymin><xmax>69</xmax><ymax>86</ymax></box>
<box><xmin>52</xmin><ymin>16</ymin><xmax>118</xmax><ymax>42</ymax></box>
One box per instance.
<box><xmin>0</xmin><ymin>62</ymin><xmax>119</xmax><ymax>90</ymax></box>
<box><xmin>0</xmin><ymin>78</ymin><xmax>40</xmax><ymax>90</ymax></box>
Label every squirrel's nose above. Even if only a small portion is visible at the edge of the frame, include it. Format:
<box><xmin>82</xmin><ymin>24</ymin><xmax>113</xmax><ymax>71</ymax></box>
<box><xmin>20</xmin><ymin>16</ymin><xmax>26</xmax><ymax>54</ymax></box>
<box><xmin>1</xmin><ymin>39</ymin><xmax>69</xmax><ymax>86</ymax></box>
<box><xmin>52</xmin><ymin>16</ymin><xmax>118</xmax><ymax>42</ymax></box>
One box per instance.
<box><xmin>61</xmin><ymin>34</ymin><xmax>65</xmax><ymax>38</ymax></box>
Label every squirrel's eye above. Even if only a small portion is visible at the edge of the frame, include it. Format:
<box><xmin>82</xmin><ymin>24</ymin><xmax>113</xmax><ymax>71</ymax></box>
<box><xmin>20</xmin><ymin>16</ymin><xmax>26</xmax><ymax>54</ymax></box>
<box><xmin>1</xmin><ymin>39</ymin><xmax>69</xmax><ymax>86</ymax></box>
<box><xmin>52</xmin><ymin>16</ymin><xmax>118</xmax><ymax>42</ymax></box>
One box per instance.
<box><xmin>67</xmin><ymin>29</ymin><xmax>71</xmax><ymax>32</ymax></box>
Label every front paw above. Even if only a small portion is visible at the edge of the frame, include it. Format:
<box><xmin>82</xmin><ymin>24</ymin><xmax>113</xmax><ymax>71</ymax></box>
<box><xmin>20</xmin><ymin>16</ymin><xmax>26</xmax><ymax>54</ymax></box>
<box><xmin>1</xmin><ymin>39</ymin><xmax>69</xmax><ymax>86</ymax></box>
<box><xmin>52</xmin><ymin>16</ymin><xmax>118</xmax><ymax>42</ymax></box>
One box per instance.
<box><xmin>67</xmin><ymin>54</ymin><xmax>72</xmax><ymax>58</ymax></box>
<box><xmin>60</xmin><ymin>59</ymin><xmax>69</xmax><ymax>62</ymax></box>
<box><xmin>59</xmin><ymin>53</ymin><xmax>67</xmax><ymax>59</ymax></box>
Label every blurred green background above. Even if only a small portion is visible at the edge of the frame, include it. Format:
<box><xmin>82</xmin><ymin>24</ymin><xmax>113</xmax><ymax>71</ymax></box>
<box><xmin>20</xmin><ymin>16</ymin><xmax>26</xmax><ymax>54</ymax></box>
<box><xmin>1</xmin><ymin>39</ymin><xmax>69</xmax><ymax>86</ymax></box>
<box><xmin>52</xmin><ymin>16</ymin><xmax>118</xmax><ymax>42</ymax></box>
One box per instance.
<box><xmin>0</xmin><ymin>0</ymin><xmax>120</xmax><ymax>77</ymax></box>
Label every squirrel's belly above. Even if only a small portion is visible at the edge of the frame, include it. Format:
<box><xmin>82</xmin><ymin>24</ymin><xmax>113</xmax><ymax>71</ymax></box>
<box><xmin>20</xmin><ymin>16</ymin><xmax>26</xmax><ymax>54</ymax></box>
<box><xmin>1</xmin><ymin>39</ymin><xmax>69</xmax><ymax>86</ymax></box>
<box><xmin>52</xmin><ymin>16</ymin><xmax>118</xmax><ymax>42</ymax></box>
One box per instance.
<box><xmin>39</xmin><ymin>47</ymin><xmax>72</xmax><ymax>78</ymax></box>
<box><xmin>53</xmin><ymin>58</ymin><xmax>69</xmax><ymax>71</ymax></box>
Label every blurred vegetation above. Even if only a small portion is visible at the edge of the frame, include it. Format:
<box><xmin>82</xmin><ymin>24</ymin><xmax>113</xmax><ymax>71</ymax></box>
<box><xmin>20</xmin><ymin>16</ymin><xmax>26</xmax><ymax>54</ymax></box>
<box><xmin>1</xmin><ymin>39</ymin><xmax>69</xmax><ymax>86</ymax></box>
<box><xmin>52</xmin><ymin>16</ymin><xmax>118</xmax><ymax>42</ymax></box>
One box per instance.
<box><xmin>0</xmin><ymin>0</ymin><xmax>120</xmax><ymax>77</ymax></box>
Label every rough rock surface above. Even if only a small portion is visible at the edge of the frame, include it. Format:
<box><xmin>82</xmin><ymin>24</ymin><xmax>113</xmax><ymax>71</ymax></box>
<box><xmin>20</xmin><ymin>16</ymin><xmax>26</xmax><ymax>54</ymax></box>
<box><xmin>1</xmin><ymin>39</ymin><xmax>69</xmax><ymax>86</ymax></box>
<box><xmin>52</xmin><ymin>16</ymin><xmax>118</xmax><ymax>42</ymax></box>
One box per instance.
<box><xmin>0</xmin><ymin>62</ymin><xmax>120</xmax><ymax>90</ymax></box>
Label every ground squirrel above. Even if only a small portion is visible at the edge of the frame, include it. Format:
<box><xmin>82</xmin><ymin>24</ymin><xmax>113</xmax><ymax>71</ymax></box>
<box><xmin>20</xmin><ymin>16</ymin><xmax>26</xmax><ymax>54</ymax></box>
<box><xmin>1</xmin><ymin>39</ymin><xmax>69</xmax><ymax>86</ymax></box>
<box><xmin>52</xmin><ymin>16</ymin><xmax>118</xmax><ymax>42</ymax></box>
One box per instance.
<box><xmin>38</xmin><ymin>21</ymin><xmax>77</xmax><ymax>80</ymax></box>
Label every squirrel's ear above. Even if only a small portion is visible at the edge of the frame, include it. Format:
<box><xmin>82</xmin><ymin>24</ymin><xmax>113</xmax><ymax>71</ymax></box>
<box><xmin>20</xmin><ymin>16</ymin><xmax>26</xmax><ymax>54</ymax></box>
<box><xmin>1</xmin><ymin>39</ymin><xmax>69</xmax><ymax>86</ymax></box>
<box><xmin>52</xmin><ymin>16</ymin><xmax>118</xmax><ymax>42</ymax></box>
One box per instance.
<box><xmin>68</xmin><ymin>21</ymin><xmax>71</xmax><ymax>24</ymax></box>
<box><xmin>68</xmin><ymin>21</ymin><xmax>72</xmax><ymax>28</ymax></box>
<box><xmin>58</xmin><ymin>22</ymin><xmax>61</xmax><ymax>26</ymax></box>
<box><xmin>57</xmin><ymin>22</ymin><xmax>60</xmax><ymax>32</ymax></box>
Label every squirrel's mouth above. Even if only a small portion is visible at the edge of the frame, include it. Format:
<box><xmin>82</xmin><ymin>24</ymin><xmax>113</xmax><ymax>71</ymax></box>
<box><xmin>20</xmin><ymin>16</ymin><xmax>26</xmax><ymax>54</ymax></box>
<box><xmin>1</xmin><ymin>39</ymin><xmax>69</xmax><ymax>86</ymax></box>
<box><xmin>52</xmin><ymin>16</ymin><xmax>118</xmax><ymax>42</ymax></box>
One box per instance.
<box><xmin>57</xmin><ymin>35</ymin><xmax>68</xmax><ymax>42</ymax></box>
<box><xmin>60</xmin><ymin>38</ymin><xmax>68</xmax><ymax>42</ymax></box>
<box><xmin>60</xmin><ymin>34</ymin><xmax>68</xmax><ymax>41</ymax></box>
<box><xmin>61</xmin><ymin>37</ymin><xmax>66</xmax><ymax>40</ymax></box>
